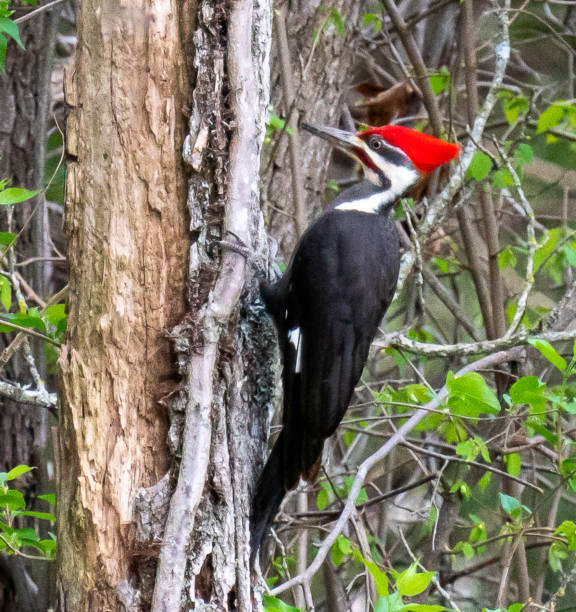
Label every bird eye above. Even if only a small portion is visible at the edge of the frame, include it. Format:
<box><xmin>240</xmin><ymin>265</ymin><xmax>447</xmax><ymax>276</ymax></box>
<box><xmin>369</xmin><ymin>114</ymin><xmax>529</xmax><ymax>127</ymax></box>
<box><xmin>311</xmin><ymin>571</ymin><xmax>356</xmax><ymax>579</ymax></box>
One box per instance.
<box><xmin>369</xmin><ymin>137</ymin><xmax>382</xmax><ymax>151</ymax></box>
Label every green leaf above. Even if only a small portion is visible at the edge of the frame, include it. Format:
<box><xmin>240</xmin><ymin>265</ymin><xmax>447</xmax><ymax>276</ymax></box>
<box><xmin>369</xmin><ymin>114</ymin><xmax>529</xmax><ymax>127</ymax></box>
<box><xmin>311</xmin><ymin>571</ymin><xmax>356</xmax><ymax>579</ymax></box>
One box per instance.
<box><xmin>7</xmin><ymin>313</ymin><xmax>46</xmax><ymax>332</ymax></box>
<box><xmin>0</xmin><ymin>275</ymin><xmax>10</xmax><ymax>311</ymax></box>
<box><xmin>492</xmin><ymin>169</ymin><xmax>514</xmax><ymax>188</ymax></box>
<box><xmin>500</xmin><ymin>493</ymin><xmax>531</xmax><ymax>518</ymax></box>
<box><xmin>515</xmin><ymin>143</ymin><xmax>534</xmax><ymax>165</ymax></box>
<box><xmin>262</xmin><ymin>595</ymin><xmax>300</xmax><ymax>612</ymax></box>
<box><xmin>0</xmin><ymin>16</ymin><xmax>24</xmax><ymax>48</ymax></box>
<box><xmin>0</xmin><ymin>232</ymin><xmax>16</xmax><ymax>245</ymax></box>
<box><xmin>0</xmin><ymin>34</ymin><xmax>7</xmax><ymax>73</ymax></box>
<box><xmin>555</xmin><ymin>520</ymin><xmax>576</xmax><ymax>550</ymax></box>
<box><xmin>375</xmin><ymin>593</ymin><xmax>404</xmax><ymax>612</ymax></box>
<box><xmin>430</xmin><ymin>67</ymin><xmax>450</xmax><ymax>96</ymax></box>
<box><xmin>466</xmin><ymin>151</ymin><xmax>492</xmax><ymax>182</ymax></box>
<box><xmin>537</xmin><ymin>105</ymin><xmax>564</xmax><ymax>133</ymax></box>
<box><xmin>528</xmin><ymin>338</ymin><xmax>567</xmax><ymax>371</ymax></box>
<box><xmin>0</xmin><ymin>489</ymin><xmax>26</xmax><ymax>510</ymax></box>
<box><xmin>0</xmin><ymin>188</ymin><xmax>38</xmax><ymax>205</ymax></box>
<box><xmin>38</xmin><ymin>493</ymin><xmax>55</xmax><ymax>505</ymax></box>
<box><xmin>510</xmin><ymin>376</ymin><xmax>547</xmax><ymax>413</ymax></box>
<box><xmin>500</xmin><ymin>493</ymin><xmax>520</xmax><ymax>514</ymax></box>
<box><xmin>353</xmin><ymin>549</ymin><xmax>389</xmax><ymax>596</ymax></box>
<box><xmin>508</xmin><ymin>604</ymin><xmax>524</xmax><ymax>612</ymax></box>
<box><xmin>328</xmin><ymin>8</ymin><xmax>346</xmax><ymax>36</ymax></box>
<box><xmin>14</xmin><ymin>510</ymin><xmax>56</xmax><ymax>521</ymax></box>
<box><xmin>363</xmin><ymin>13</ymin><xmax>382</xmax><ymax>33</ymax></box>
<box><xmin>549</xmin><ymin>541</ymin><xmax>567</xmax><ymax>572</ymax></box>
<box><xmin>477</xmin><ymin>471</ymin><xmax>491</xmax><ymax>491</ymax></box>
<box><xmin>5</xmin><ymin>465</ymin><xmax>34</xmax><ymax>481</ymax></box>
<box><xmin>446</xmin><ymin>371</ymin><xmax>500</xmax><ymax>417</ymax></box>
<box><xmin>498</xmin><ymin>246</ymin><xmax>517</xmax><ymax>270</ymax></box>
<box><xmin>501</xmin><ymin>95</ymin><xmax>529</xmax><ymax>125</ymax></box>
<box><xmin>316</xmin><ymin>488</ymin><xmax>329</xmax><ymax>510</ymax></box>
<box><xmin>505</xmin><ymin>453</ymin><xmax>521</xmax><ymax>477</ymax></box>
<box><xmin>395</xmin><ymin>563</ymin><xmax>435</xmax><ymax>597</ymax></box>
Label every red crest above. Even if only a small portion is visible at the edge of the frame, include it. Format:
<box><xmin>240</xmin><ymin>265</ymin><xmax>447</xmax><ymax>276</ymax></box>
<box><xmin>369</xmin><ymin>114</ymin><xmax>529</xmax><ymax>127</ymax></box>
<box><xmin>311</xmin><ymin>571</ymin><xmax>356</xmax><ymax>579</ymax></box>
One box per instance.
<box><xmin>361</xmin><ymin>125</ymin><xmax>460</xmax><ymax>173</ymax></box>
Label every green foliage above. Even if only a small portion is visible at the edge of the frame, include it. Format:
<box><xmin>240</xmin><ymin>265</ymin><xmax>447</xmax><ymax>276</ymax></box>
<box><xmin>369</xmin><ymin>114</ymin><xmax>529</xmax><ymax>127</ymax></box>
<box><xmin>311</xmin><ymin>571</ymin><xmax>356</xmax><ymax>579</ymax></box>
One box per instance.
<box><xmin>498</xmin><ymin>246</ymin><xmax>517</xmax><ymax>270</ymax></box>
<box><xmin>0</xmin><ymin>274</ymin><xmax>11</xmax><ymax>311</ymax></box>
<box><xmin>499</xmin><ymin>90</ymin><xmax>529</xmax><ymax>125</ymax></box>
<box><xmin>265</xmin><ymin>111</ymin><xmax>293</xmax><ymax>145</ymax></box>
<box><xmin>326</xmin><ymin>7</ymin><xmax>346</xmax><ymax>36</ymax></box>
<box><xmin>527</xmin><ymin>338</ymin><xmax>567</xmax><ymax>372</ymax></box>
<box><xmin>0</xmin><ymin>6</ymin><xmax>24</xmax><ymax>73</ymax></box>
<box><xmin>363</xmin><ymin>13</ymin><xmax>382</xmax><ymax>34</ymax></box>
<box><xmin>466</xmin><ymin>151</ymin><xmax>492</xmax><ymax>182</ymax></box>
<box><xmin>0</xmin><ymin>465</ymin><xmax>56</xmax><ymax>560</ymax></box>
<box><xmin>446</xmin><ymin>371</ymin><xmax>500</xmax><ymax>417</ymax></box>
<box><xmin>429</xmin><ymin>67</ymin><xmax>450</xmax><ymax>96</ymax></box>
<box><xmin>509</xmin><ymin>376</ymin><xmax>547</xmax><ymax>414</ymax></box>
<box><xmin>331</xmin><ymin>534</ymin><xmax>353</xmax><ymax>566</ymax></box>
<box><xmin>263</xmin><ymin>595</ymin><xmax>300</xmax><ymax>612</ymax></box>
<box><xmin>499</xmin><ymin>493</ymin><xmax>531</xmax><ymax>521</ymax></box>
<box><xmin>0</xmin><ymin>187</ymin><xmax>39</xmax><ymax>205</ymax></box>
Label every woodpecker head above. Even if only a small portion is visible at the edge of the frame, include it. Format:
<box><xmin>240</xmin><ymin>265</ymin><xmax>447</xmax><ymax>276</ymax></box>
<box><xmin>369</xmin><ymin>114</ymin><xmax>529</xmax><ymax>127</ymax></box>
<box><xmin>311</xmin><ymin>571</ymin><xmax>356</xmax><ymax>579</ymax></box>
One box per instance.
<box><xmin>302</xmin><ymin>122</ymin><xmax>460</xmax><ymax>208</ymax></box>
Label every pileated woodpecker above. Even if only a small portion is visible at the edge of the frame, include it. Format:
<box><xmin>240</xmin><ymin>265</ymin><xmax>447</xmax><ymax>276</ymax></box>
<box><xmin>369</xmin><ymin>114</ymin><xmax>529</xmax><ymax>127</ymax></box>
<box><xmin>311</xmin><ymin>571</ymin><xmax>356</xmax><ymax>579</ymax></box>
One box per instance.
<box><xmin>251</xmin><ymin>123</ymin><xmax>459</xmax><ymax>563</ymax></box>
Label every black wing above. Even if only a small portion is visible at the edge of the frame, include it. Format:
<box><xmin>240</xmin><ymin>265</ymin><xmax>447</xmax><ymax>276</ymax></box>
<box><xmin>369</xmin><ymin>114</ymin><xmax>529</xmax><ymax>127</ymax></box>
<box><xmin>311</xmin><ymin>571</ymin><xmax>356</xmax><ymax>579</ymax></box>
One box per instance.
<box><xmin>251</xmin><ymin>210</ymin><xmax>400</xmax><ymax>562</ymax></box>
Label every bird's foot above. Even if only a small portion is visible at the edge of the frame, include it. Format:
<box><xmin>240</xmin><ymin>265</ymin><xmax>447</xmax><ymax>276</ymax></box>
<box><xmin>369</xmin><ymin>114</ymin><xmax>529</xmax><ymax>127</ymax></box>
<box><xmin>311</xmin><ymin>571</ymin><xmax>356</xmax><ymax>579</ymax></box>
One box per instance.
<box><xmin>209</xmin><ymin>230</ymin><xmax>252</xmax><ymax>260</ymax></box>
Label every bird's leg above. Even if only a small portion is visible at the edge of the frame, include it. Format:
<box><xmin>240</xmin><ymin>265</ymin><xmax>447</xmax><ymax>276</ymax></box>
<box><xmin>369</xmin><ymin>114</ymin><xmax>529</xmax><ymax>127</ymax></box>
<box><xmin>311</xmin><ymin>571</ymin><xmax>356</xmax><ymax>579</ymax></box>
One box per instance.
<box><xmin>207</xmin><ymin>230</ymin><xmax>273</xmax><ymax>280</ymax></box>
<box><xmin>216</xmin><ymin>230</ymin><xmax>253</xmax><ymax>259</ymax></box>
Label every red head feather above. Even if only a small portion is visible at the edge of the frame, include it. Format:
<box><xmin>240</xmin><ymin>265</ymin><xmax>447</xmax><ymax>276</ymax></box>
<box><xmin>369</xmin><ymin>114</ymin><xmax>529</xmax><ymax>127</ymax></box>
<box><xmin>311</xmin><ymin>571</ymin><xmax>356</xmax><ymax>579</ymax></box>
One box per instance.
<box><xmin>361</xmin><ymin>125</ymin><xmax>460</xmax><ymax>173</ymax></box>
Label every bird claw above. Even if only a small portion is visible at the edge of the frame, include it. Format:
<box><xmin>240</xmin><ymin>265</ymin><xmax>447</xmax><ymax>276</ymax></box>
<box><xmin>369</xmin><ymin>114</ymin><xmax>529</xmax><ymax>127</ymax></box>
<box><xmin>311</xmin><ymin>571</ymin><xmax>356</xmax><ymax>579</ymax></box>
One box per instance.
<box><xmin>207</xmin><ymin>231</ymin><xmax>252</xmax><ymax>259</ymax></box>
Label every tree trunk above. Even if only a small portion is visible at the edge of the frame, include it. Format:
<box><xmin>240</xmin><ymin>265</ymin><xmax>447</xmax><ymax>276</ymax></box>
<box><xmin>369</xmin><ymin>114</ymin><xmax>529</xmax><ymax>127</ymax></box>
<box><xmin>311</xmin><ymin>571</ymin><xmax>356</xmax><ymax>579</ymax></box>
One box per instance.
<box><xmin>57</xmin><ymin>1</ymin><xmax>189</xmax><ymax>608</ymax></box>
<box><xmin>58</xmin><ymin>1</ymin><xmax>275</xmax><ymax>610</ymax></box>
<box><xmin>262</xmin><ymin>0</ymin><xmax>364</xmax><ymax>255</ymax></box>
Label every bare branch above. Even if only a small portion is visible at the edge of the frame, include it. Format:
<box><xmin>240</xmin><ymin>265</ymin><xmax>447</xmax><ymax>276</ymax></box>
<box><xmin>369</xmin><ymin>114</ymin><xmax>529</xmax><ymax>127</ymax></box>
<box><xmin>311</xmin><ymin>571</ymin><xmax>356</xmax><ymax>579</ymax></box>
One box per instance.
<box><xmin>271</xmin><ymin>347</ymin><xmax>524</xmax><ymax>596</ymax></box>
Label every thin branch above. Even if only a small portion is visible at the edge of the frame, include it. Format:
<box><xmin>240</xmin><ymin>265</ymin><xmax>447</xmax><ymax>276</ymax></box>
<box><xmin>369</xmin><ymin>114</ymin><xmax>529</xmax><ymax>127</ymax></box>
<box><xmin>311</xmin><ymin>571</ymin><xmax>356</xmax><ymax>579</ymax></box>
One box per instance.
<box><xmin>396</xmin><ymin>0</ymin><xmax>511</xmax><ymax>293</ymax></box>
<box><xmin>271</xmin><ymin>347</ymin><xmax>524</xmax><ymax>596</ymax></box>
<box><xmin>274</xmin><ymin>8</ymin><xmax>307</xmax><ymax>238</ymax></box>
<box><xmin>376</xmin><ymin>329</ymin><xmax>576</xmax><ymax>357</ymax></box>
<box><xmin>14</xmin><ymin>0</ymin><xmax>65</xmax><ymax>24</ymax></box>
<box><xmin>0</xmin><ymin>379</ymin><xmax>57</xmax><ymax>408</ymax></box>
<box><xmin>0</xmin><ymin>317</ymin><xmax>61</xmax><ymax>347</ymax></box>
<box><xmin>381</xmin><ymin>0</ymin><xmax>443</xmax><ymax>135</ymax></box>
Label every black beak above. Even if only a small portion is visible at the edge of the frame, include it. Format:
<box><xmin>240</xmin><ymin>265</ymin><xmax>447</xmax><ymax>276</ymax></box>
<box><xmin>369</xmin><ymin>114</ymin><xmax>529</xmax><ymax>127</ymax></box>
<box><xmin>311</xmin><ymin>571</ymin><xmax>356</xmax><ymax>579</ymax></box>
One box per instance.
<box><xmin>301</xmin><ymin>123</ymin><xmax>363</xmax><ymax>152</ymax></box>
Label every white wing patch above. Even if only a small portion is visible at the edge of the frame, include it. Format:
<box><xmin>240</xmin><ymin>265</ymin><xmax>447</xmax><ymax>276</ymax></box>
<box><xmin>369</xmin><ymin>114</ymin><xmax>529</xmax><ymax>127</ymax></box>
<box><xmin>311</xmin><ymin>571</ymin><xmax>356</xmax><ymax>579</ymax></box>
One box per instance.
<box><xmin>288</xmin><ymin>327</ymin><xmax>302</xmax><ymax>373</ymax></box>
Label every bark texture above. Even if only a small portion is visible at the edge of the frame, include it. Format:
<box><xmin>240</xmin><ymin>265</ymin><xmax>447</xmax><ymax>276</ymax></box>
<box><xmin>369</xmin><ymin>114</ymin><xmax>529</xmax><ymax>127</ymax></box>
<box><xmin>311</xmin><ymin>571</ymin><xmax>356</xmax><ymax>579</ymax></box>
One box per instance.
<box><xmin>149</xmin><ymin>1</ymin><xmax>275</xmax><ymax>610</ymax></box>
<box><xmin>57</xmin><ymin>2</ymin><xmax>189</xmax><ymax>609</ymax></box>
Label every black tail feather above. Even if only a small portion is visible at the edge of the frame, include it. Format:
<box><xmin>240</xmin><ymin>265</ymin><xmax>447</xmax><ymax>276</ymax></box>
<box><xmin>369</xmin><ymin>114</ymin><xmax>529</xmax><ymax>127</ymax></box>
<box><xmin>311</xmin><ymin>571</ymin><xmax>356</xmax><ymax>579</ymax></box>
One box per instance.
<box><xmin>251</xmin><ymin>429</ymin><xmax>305</xmax><ymax>566</ymax></box>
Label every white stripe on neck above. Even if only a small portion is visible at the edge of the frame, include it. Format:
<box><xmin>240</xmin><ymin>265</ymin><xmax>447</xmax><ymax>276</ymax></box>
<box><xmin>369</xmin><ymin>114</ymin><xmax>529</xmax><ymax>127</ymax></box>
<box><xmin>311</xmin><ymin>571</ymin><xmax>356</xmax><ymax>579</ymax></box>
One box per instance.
<box><xmin>335</xmin><ymin>190</ymin><xmax>393</xmax><ymax>213</ymax></box>
<box><xmin>335</xmin><ymin>154</ymin><xmax>419</xmax><ymax>214</ymax></box>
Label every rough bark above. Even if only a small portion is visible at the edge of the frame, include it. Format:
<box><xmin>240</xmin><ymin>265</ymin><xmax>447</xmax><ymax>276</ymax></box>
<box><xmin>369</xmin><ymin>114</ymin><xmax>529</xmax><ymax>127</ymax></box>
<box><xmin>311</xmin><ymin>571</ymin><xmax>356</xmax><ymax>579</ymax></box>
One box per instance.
<box><xmin>57</xmin><ymin>1</ymin><xmax>189</xmax><ymax>609</ymax></box>
<box><xmin>262</xmin><ymin>0</ymin><xmax>364</xmax><ymax>255</ymax></box>
<box><xmin>148</xmin><ymin>1</ymin><xmax>275</xmax><ymax>610</ymax></box>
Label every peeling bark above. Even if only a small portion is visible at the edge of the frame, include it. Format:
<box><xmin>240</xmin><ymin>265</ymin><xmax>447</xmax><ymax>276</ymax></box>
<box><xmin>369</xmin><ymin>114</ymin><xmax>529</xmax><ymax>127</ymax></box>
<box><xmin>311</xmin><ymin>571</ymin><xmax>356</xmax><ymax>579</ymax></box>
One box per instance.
<box><xmin>150</xmin><ymin>1</ymin><xmax>275</xmax><ymax>610</ymax></box>
<box><xmin>57</xmin><ymin>2</ymin><xmax>189</xmax><ymax>609</ymax></box>
<box><xmin>59</xmin><ymin>0</ymin><xmax>275</xmax><ymax>610</ymax></box>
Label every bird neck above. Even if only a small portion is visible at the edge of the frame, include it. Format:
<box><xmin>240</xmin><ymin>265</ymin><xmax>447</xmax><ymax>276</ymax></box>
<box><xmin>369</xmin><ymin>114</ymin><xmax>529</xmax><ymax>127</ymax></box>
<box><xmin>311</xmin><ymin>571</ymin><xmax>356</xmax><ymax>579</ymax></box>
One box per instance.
<box><xmin>334</xmin><ymin>165</ymin><xmax>420</xmax><ymax>215</ymax></box>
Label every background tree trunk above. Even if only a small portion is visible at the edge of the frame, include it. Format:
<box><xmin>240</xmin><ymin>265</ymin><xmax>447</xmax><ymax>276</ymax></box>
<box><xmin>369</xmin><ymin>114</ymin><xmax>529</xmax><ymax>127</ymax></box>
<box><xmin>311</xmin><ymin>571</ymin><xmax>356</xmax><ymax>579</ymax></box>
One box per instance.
<box><xmin>262</xmin><ymin>0</ymin><xmax>364</xmax><ymax>255</ymax></box>
<box><xmin>0</xmin><ymin>2</ymin><xmax>62</xmax><ymax>609</ymax></box>
<box><xmin>57</xmin><ymin>1</ymin><xmax>189</xmax><ymax>608</ymax></box>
